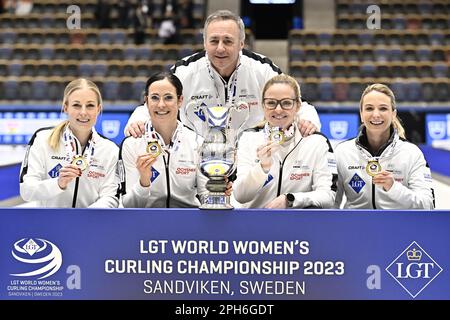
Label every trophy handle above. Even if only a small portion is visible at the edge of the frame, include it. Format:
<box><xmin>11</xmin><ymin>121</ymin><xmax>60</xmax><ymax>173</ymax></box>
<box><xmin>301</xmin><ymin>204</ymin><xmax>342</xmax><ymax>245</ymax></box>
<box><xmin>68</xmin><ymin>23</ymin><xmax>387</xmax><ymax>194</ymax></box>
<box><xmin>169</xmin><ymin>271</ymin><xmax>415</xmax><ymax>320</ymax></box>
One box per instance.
<box><xmin>227</xmin><ymin>101</ymin><xmax>250</xmax><ymax>148</ymax></box>
<box><xmin>184</xmin><ymin>100</ymin><xmax>203</xmax><ymax>148</ymax></box>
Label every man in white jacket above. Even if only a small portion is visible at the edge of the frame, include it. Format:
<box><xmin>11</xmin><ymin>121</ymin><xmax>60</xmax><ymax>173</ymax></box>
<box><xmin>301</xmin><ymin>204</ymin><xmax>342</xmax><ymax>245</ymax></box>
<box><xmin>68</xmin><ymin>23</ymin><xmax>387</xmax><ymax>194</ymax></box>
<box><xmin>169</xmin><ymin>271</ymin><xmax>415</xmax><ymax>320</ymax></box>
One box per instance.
<box><xmin>125</xmin><ymin>10</ymin><xmax>321</xmax><ymax>138</ymax></box>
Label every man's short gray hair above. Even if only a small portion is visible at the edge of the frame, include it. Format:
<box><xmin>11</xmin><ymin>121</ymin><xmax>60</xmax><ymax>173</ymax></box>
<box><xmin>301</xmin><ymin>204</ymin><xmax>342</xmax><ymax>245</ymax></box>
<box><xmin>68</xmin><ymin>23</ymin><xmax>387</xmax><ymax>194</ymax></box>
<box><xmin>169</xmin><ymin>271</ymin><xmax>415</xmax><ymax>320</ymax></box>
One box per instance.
<box><xmin>203</xmin><ymin>10</ymin><xmax>246</xmax><ymax>43</ymax></box>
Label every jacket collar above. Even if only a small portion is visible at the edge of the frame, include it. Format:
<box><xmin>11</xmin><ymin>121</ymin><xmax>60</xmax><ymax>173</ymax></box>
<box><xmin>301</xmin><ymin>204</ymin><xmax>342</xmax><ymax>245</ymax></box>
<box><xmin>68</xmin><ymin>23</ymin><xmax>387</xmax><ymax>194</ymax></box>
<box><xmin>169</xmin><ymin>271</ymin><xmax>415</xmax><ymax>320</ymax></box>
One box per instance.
<box><xmin>355</xmin><ymin>125</ymin><xmax>396</xmax><ymax>157</ymax></box>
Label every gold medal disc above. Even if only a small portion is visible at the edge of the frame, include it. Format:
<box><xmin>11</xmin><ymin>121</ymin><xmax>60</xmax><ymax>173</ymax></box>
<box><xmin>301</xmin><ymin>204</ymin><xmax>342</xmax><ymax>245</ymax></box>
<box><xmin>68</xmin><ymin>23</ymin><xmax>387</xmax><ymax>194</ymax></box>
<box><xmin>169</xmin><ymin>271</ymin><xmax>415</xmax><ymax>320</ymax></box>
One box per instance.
<box><xmin>270</xmin><ymin>130</ymin><xmax>285</xmax><ymax>144</ymax></box>
<box><xmin>72</xmin><ymin>155</ymin><xmax>88</xmax><ymax>171</ymax></box>
<box><xmin>366</xmin><ymin>160</ymin><xmax>382</xmax><ymax>177</ymax></box>
<box><xmin>146</xmin><ymin>141</ymin><xmax>162</xmax><ymax>158</ymax></box>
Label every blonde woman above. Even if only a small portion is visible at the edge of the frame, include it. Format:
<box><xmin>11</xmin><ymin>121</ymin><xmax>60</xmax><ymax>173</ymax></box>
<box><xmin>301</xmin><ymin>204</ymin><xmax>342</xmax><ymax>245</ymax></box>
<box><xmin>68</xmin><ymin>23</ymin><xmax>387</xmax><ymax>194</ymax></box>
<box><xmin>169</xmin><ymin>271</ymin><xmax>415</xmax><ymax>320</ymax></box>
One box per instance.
<box><xmin>20</xmin><ymin>78</ymin><xmax>120</xmax><ymax>208</ymax></box>
<box><xmin>233</xmin><ymin>74</ymin><xmax>337</xmax><ymax>209</ymax></box>
<box><xmin>334</xmin><ymin>84</ymin><xmax>434</xmax><ymax>209</ymax></box>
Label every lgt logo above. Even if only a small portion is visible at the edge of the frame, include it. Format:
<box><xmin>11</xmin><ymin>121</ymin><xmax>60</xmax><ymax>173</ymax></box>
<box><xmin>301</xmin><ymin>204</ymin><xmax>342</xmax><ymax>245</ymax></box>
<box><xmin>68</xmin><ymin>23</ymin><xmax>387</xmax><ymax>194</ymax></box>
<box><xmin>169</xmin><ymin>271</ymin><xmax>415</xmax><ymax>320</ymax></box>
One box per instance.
<box><xmin>386</xmin><ymin>241</ymin><xmax>442</xmax><ymax>298</ymax></box>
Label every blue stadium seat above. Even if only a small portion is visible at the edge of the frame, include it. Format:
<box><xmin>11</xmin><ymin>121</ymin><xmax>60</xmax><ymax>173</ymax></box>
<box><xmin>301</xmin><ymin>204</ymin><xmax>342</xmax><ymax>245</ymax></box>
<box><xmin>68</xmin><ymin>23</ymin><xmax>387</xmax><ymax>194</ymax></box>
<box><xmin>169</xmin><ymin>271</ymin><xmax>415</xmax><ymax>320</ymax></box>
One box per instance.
<box><xmin>432</xmin><ymin>63</ymin><xmax>448</xmax><ymax>77</ymax></box>
<box><xmin>8</xmin><ymin>63</ymin><xmax>23</xmax><ymax>76</ymax></box>
<box><xmin>136</xmin><ymin>47</ymin><xmax>151</xmax><ymax>60</ymax></box>
<box><xmin>132</xmin><ymin>80</ymin><xmax>146</xmax><ymax>102</ymax></box>
<box><xmin>318</xmin><ymin>64</ymin><xmax>333</xmax><ymax>78</ymax></box>
<box><xmin>39</xmin><ymin>47</ymin><xmax>54</xmax><ymax>60</ymax></box>
<box><xmin>124</xmin><ymin>47</ymin><xmax>138</xmax><ymax>60</ymax></box>
<box><xmin>2</xmin><ymin>79</ymin><xmax>19</xmax><ymax>100</ymax></box>
<box><xmin>79</xmin><ymin>63</ymin><xmax>94</xmax><ymax>77</ymax></box>
<box><xmin>405</xmin><ymin>81</ymin><xmax>422</xmax><ymax>101</ymax></box>
<box><xmin>118</xmin><ymin>81</ymin><xmax>134</xmax><ymax>100</ymax></box>
<box><xmin>318</xmin><ymin>81</ymin><xmax>333</xmax><ymax>101</ymax></box>
<box><xmin>103</xmin><ymin>80</ymin><xmax>119</xmax><ymax>101</ymax></box>
<box><xmin>92</xmin><ymin>63</ymin><xmax>108</xmax><ymax>77</ymax></box>
<box><xmin>360</xmin><ymin>64</ymin><xmax>376</xmax><ymax>78</ymax></box>
<box><xmin>31</xmin><ymin>80</ymin><xmax>49</xmax><ymax>100</ymax></box>
<box><xmin>390</xmin><ymin>82</ymin><xmax>407</xmax><ymax>102</ymax></box>
<box><xmin>0</xmin><ymin>47</ymin><xmax>12</xmax><ymax>59</ymax></box>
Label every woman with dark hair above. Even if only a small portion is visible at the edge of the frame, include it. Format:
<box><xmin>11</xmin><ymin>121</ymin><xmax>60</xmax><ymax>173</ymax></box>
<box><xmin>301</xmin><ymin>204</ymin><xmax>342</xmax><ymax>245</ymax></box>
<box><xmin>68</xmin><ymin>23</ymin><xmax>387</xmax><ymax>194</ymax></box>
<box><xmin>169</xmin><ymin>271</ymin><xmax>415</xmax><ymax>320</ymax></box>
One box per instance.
<box><xmin>334</xmin><ymin>83</ymin><xmax>434</xmax><ymax>209</ymax></box>
<box><xmin>119</xmin><ymin>72</ymin><xmax>207</xmax><ymax>207</ymax></box>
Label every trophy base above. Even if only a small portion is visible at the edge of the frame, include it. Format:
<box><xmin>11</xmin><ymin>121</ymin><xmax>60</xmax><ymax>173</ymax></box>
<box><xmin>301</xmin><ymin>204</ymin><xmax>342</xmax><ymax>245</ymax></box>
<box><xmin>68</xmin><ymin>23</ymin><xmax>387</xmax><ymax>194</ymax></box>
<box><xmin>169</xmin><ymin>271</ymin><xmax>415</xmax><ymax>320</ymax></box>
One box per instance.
<box><xmin>200</xmin><ymin>194</ymin><xmax>234</xmax><ymax>210</ymax></box>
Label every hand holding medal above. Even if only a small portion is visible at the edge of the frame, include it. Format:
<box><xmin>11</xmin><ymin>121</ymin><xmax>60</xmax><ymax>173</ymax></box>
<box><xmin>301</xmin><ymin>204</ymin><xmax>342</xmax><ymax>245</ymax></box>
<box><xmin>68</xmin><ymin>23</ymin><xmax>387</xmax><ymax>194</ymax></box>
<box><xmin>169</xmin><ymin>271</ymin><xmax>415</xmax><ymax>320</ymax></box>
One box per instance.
<box><xmin>372</xmin><ymin>170</ymin><xmax>395</xmax><ymax>191</ymax></box>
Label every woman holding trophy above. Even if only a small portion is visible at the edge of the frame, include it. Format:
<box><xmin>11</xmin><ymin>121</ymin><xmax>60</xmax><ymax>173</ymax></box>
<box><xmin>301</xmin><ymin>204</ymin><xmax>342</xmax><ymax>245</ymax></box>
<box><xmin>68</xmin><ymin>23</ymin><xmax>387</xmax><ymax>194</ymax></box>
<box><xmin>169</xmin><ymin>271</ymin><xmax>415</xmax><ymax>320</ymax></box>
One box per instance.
<box><xmin>233</xmin><ymin>74</ymin><xmax>337</xmax><ymax>209</ymax></box>
<box><xmin>334</xmin><ymin>84</ymin><xmax>434</xmax><ymax>209</ymax></box>
<box><xmin>20</xmin><ymin>78</ymin><xmax>120</xmax><ymax>208</ymax></box>
<box><xmin>119</xmin><ymin>72</ymin><xmax>208</xmax><ymax>208</ymax></box>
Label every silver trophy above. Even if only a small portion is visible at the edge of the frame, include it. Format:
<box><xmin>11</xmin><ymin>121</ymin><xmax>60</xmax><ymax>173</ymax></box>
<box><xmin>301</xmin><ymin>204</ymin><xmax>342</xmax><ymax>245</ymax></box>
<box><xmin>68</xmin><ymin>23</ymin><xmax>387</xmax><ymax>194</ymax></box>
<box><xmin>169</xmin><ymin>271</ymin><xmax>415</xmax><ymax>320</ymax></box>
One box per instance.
<box><xmin>185</xmin><ymin>102</ymin><xmax>249</xmax><ymax>209</ymax></box>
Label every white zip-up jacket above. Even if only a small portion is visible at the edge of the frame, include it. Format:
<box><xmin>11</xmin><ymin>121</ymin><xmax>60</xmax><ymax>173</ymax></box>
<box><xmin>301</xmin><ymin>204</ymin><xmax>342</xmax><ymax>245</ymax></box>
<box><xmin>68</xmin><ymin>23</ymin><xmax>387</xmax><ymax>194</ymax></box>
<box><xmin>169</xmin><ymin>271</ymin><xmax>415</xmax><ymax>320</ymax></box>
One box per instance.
<box><xmin>125</xmin><ymin>49</ymin><xmax>321</xmax><ymax>136</ymax></box>
<box><xmin>233</xmin><ymin>127</ymin><xmax>337</xmax><ymax>209</ymax></box>
<box><xmin>334</xmin><ymin>127</ymin><xmax>435</xmax><ymax>209</ymax></box>
<box><xmin>119</xmin><ymin>122</ymin><xmax>207</xmax><ymax>208</ymax></box>
<box><xmin>20</xmin><ymin>127</ymin><xmax>120</xmax><ymax>208</ymax></box>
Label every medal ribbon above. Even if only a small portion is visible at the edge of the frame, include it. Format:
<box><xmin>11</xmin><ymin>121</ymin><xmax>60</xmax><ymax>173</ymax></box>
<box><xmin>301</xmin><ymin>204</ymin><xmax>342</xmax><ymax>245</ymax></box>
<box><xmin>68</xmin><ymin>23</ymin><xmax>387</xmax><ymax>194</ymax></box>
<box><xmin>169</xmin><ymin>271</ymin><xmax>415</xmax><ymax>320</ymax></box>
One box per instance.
<box><xmin>63</xmin><ymin>125</ymin><xmax>96</xmax><ymax>168</ymax></box>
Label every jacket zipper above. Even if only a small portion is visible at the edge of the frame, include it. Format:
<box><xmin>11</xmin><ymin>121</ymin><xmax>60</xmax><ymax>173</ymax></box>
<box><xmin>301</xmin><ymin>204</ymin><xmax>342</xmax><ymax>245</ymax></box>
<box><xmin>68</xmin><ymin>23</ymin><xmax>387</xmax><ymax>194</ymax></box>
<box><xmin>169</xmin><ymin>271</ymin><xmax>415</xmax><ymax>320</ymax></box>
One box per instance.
<box><xmin>371</xmin><ymin>183</ymin><xmax>377</xmax><ymax>209</ymax></box>
<box><xmin>163</xmin><ymin>153</ymin><xmax>171</xmax><ymax>208</ymax></box>
<box><xmin>71</xmin><ymin>142</ymin><xmax>86</xmax><ymax>208</ymax></box>
<box><xmin>276</xmin><ymin>139</ymin><xmax>302</xmax><ymax>197</ymax></box>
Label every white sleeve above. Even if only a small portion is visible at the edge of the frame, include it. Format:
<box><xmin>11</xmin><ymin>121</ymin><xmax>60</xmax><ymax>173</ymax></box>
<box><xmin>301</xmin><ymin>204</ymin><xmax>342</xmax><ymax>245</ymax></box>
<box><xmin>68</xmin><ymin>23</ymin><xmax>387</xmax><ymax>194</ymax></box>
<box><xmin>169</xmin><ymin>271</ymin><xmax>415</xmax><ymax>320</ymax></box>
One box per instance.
<box><xmin>88</xmin><ymin>145</ymin><xmax>120</xmax><ymax>208</ymax></box>
<box><xmin>20</xmin><ymin>140</ymin><xmax>66</xmax><ymax>202</ymax></box>
<box><xmin>121</xmin><ymin>139</ymin><xmax>151</xmax><ymax>208</ymax></box>
<box><xmin>124</xmin><ymin>105</ymin><xmax>150</xmax><ymax>135</ymax></box>
<box><xmin>381</xmin><ymin>149</ymin><xmax>434</xmax><ymax>209</ymax></box>
<box><xmin>298</xmin><ymin>101</ymin><xmax>321</xmax><ymax>131</ymax></box>
<box><xmin>233</xmin><ymin>134</ymin><xmax>269</xmax><ymax>204</ymax></box>
<box><xmin>292</xmin><ymin>137</ymin><xmax>336</xmax><ymax>208</ymax></box>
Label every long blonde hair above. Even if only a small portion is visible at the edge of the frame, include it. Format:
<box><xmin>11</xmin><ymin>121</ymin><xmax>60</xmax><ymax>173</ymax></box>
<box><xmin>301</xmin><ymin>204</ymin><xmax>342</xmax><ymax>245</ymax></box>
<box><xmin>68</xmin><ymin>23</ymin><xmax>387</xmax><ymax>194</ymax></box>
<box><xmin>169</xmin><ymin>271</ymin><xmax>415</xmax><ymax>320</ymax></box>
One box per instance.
<box><xmin>48</xmin><ymin>78</ymin><xmax>102</xmax><ymax>150</ymax></box>
<box><xmin>360</xmin><ymin>83</ymin><xmax>405</xmax><ymax>139</ymax></box>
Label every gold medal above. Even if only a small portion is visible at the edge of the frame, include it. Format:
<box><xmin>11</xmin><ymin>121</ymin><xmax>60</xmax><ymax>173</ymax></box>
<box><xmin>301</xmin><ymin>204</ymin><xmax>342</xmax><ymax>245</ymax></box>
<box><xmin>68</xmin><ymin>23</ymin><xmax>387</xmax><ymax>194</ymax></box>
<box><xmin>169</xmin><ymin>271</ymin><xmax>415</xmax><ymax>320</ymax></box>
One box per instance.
<box><xmin>270</xmin><ymin>130</ymin><xmax>285</xmax><ymax>144</ymax></box>
<box><xmin>366</xmin><ymin>160</ymin><xmax>382</xmax><ymax>177</ymax></box>
<box><xmin>146</xmin><ymin>141</ymin><xmax>162</xmax><ymax>158</ymax></box>
<box><xmin>72</xmin><ymin>155</ymin><xmax>88</xmax><ymax>171</ymax></box>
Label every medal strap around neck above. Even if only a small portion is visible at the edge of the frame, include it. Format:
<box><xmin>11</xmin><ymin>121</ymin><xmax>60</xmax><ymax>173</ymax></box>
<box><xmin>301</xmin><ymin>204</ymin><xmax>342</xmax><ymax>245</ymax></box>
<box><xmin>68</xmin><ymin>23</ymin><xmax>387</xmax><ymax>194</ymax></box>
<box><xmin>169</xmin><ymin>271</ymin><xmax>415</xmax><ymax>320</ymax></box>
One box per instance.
<box><xmin>206</xmin><ymin>51</ymin><xmax>241</xmax><ymax>108</ymax></box>
<box><xmin>144</xmin><ymin>120</ymin><xmax>182</xmax><ymax>153</ymax></box>
<box><xmin>63</xmin><ymin>125</ymin><xmax>96</xmax><ymax>167</ymax></box>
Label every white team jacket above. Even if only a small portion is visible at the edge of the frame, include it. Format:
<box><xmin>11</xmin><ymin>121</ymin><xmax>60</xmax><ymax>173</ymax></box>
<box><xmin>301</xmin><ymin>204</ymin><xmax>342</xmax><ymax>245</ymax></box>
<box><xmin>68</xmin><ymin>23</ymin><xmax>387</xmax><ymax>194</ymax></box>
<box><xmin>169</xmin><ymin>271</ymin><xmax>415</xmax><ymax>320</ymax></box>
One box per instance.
<box><xmin>334</xmin><ymin>128</ymin><xmax>434</xmax><ymax>209</ymax></box>
<box><xmin>119</xmin><ymin>122</ymin><xmax>207</xmax><ymax>208</ymax></box>
<box><xmin>233</xmin><ymin>127</ymin><xmax>337</xmax><ymax>209</ymax></box>
<box><xmin>125</xmin><ymin>49</ymin><xmax>321</xmax><ymax>135</ymax></box>
<box><xmin>20</xmin><ymin>127</ymin><xmax>120</xmax><ymax>208</ymax></box>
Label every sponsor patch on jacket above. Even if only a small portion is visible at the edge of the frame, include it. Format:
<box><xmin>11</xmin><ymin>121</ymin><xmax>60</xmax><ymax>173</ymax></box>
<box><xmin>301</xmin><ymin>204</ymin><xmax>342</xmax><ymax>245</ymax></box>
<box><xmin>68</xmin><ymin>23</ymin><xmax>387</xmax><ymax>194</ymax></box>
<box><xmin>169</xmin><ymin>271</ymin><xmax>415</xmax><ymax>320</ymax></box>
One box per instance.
<box><xmin>424</xmin><ymin>173</ymin><xmax>433</xmax><ymax>182</ymax></box>
<box><xmin>87</xmin><ymin>171</ymin><xmax>105</xmax><ymax>179</ymax></box>
<box><xmin>48</xmin><ymin>163</ymin><xmax>62</xmax><ymax>178</ymax></box>
<box><xmin>150</xmin><ymin>167</ymin><xmax>160</xmax><ymax>183</ymax></box>
<box><xmin>290</xmin><ymin>172</ymin><xmax>310</xmax><ymax>180</ymax></box>
<box><xmin>349</xmin><ymin>173</ymin><xmax>365</xmax><ymax>193</ymax></box>
<box><xmin>176</xmin><ymin>167</ymin><xmax>196</xmax><ymax>175</ymax></box>
<box><xmin>51</xmin><ymin>156</ymin><xmax>66</xmax><ymax>160</ymax></box>
<box><xmin>348</xmin><ymin>165</ymin><xmax>365</xmax><ymax>170</ymax></box>
<box><xmin>263</xmin><ymin>174</ymin><xmax>273</xmax><ymax>187</ymax></box>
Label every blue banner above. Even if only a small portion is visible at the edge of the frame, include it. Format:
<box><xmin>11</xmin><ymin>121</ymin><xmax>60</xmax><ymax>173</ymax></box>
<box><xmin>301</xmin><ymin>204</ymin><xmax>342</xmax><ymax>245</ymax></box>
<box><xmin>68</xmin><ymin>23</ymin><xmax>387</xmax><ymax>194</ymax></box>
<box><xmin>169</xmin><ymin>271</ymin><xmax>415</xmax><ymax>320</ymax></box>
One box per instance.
<box><xmin>0</xmin><ymin>208</ymin><xmax>448</xmax><ymax>300</ymax></box>
<box><xmin>0</xmin><ymin>111</ymin><xmax>128</xmax><ymax>145</ymax></box>
<box><xmin>318</xmin><ymin>113</ymin><xmax>359</xmax><ymax>143</ymax></box>
<box><xmin>425</xmin><ymin>114</ymin><xmax>450</xmax><ymax>146</ymax></box>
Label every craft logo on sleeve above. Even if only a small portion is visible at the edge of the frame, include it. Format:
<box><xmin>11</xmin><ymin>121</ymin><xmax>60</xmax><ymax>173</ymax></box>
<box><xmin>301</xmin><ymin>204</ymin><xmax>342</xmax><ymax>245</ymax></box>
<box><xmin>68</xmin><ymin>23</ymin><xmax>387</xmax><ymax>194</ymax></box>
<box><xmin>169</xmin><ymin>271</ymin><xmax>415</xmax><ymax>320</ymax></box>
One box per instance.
<box><xmin>6</xmin><ymin>238</ymin><xmax>65</xmax><ymax>298</ymax></box>
<box><xmin>385</xmin><ymin>241</ymin><xmax>443</xmax><ymax>298</ymax></box>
